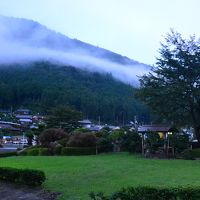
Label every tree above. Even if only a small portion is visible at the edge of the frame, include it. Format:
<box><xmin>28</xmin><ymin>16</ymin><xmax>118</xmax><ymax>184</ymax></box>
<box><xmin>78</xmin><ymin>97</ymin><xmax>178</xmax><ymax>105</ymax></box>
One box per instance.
<box><xmin>137</xmin><ymin>30</ymin><xmax>200</xmax><ymax>144</ymax></box>
<box><xmin>25</xmin><ymin>130</ymin><xmax>34</xmax><ymax>146</ymax></box>
<box><xmin>39</xmin><ymin>128</ymin><xmax>68</xmax><ymax>147</ymax></box>
<box><xmin>45</xmin><ymin>106</ymin><xmax>82</xmax><ymax>132</ymax></box>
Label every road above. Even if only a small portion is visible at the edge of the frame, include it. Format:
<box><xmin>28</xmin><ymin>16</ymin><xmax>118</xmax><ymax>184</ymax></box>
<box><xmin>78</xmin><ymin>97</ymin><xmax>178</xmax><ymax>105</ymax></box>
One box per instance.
<box><xmin>0</xmin><ymin>143</ymin><xmax>21</xmax><ymax>153</ymax></box>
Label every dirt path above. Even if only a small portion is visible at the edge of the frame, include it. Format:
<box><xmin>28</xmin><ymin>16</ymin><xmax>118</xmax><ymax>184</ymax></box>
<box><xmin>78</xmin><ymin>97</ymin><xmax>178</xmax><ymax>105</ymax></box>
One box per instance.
<box><xmin>0</xmin><ymin>182</ymin><xmax>60</xmax><ymax>200</ymax></box>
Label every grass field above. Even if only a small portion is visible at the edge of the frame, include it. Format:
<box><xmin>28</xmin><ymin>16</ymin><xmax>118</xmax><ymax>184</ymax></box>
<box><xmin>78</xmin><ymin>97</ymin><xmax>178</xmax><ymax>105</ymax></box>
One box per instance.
<box><xmin>1</xmin><ymin>153</ymin><xmax>200</xmax><ymax>200</ymax></box>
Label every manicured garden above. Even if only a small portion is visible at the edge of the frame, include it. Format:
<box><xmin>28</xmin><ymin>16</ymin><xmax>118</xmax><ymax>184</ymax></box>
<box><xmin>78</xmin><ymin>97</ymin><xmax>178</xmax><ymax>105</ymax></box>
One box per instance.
<box><xmin>1</xmin><ymin>153</ymin><xmax>200</xmax><ymax>199</ymax></box>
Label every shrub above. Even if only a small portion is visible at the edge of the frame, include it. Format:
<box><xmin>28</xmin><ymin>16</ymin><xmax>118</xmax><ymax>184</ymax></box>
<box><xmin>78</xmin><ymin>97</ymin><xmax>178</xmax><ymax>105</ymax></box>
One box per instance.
<box><xmin>57</xmin><ymin>138</ymin><xmax>68</xmax><ymax>147</ymax></box>
<box><xmin>61</xmin><ymin>147</ymin><xmax>96</xmax><ymax>156</ymax></box>
<box><xmin>67</xmin><ymin>133</ymin><xmax>97</xmax><ymax>147</ymax></box>
<box><xmin>97</xmin><ymin>138</ymin><xmax>113</xmax><ymax>153</ymax></box>
<box><xmin>27</xmin><ymin>148</ymin><xmax>39</xmax><ymax>156</ymax></box>
<box><xmin>0</xmin><ymin>151</ymin><xmax>17</xmax><ymax>157</ymax></box>
<box><xmin>0</xmin><ymin>167</ymin><xmax>46</xmax><ymax>186</ymax></box>
<box><xmin>169</xmin><ymin>133</ymin><xmax>190</xmax><ymax>153</ymax></box>
<box><xmin>181</xmin><ymin>148</ymin><xmax>200</xmax><ymax>160</ymax></box>
<box><xmin>121</xmin><ymin>131</ymin><xmax>142</xmax><ymax>153</ymax></box>
<box><xmin>39</xmin><ymin>148</ymin><xmax>49</xmax><ymax>156</ymax></box>
<box><xmin>89</xmin><ymin>186</ymin><xmax>200</xmax><ymax>200</ymax></box>
<box><xmin>54</xmin><ymin>145</ymin><xmax>63</xmax><ymax>155</ymax></box>
<box><xmin>39</xmin><ymin>128</ymin><xmax>68</xmax><ymax>147</ymax></box>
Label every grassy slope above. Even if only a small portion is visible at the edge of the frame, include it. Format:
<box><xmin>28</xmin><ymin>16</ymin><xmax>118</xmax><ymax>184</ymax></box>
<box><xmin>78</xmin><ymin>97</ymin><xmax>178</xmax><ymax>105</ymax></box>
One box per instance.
<box><xmin>1</xmin><ymin>153</ymin><xmax>200</xmax><ymax>200</ymax></box>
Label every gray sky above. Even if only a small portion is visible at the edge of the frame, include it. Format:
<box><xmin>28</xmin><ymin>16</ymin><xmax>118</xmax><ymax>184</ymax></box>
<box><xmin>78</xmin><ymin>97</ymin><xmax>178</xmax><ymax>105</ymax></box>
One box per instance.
<box><xmin>0</xmin><ymin>0</ymin><xmax>199</xmax><ymax>65</ymax></box>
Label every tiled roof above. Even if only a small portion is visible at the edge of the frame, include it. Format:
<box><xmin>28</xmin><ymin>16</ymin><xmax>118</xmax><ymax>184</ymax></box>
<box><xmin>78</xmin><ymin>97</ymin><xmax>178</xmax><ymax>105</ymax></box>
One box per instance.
<box><xmin>138</xmin><ymin>124</ymin><xmax>172</xmax><ymax>132</ymax></box>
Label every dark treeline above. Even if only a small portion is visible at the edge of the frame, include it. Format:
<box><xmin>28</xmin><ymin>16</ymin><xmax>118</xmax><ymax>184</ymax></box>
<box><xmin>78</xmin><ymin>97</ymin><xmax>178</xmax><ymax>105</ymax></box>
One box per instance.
<box><xmin>0</xmin><ymin>62</ymin><xmax>150</xmax><ymax>124</ymax></box>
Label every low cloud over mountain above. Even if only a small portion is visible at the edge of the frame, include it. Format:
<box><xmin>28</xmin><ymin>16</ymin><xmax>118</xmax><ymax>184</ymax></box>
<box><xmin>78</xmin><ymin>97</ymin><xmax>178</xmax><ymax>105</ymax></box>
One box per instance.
<box><xmin>0</xmin><ymin>16</ymin><xmax>150</xmax><ymax>85</ymax></box>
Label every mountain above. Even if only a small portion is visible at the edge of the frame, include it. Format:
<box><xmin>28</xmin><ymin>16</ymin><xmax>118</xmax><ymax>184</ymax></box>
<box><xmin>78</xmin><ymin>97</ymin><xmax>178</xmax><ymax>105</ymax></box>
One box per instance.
<box><xmin>0</xmin><ymin>62</ymin><xmax>150</xmax><ymax>124</ymax></box>
<box><xmin>0</xmin><ymin>16</ymin><xmax>150</xmax><ymax>85</ymax></box>
<box><xmin>0</xmin><ymin>16</ymin><xmax>151</xmax><ymax>123</ymax></box>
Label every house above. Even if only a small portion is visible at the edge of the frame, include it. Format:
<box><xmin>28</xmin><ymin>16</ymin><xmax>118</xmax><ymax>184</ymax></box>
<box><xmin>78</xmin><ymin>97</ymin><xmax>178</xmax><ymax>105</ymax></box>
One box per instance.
<box><xmin>138</xmin><ymin>124</ymin><xmax>178</xmax><ymax>156</ymax></box>
<box><xmin>138</xmin><ymin>124</ymin><xmax>175</xmax><ymax>139</ymax></box>
<box><xmin>15</xmin><ymin>109</ymin><xmax>32</xmax><ymax>115</ymax></box>
<box><xmin>15</xmin><ymin>115</ymin><xmax>33</xmax><ymax>125</ymax></box>
<box><xmin>78</xmin><ymin>119</ymin><xmax>92</xmax><ymax>128</ymax></box>
<box><xmin>0</xmin><ymin>109</ymin><xmax>12</xmax><ymax>115</ymax></box>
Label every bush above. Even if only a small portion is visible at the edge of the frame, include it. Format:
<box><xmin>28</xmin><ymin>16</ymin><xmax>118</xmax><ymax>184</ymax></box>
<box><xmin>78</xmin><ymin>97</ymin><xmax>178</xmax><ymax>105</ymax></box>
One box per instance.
<box><xmin>181</xmin><ymin>148</ymin><xmax>200</xmax><ymax>160</ymax></box>
<box><xmin>57</xmin><ymin>138</ymin><xmax>68</xmax><ymax>147</ymax></box>
<box><xmin>169</xmin><ymin>133</ymin><xmax>190</xmax><ymax>153</ymax></box>
<box><xmin>19</xmin><ymin>150</ymin><xmax>27</xmax><ymax>156</ymax></box>
<box><xmin>54</xmin><ymin>145</ymin><xmax>63</xmax><ymax>155</ymax></box>
<box><xmin>97</xmin><ymin>138</ymin><xmax>113</xmax><ymax>153</ymax></box>
<box><xmin>61</xmin><ymin>147</ymin><xmax>96</xmax><ymax>156</ymax></box>
<box><xmin>18</xmin><ymin>146</ymin><xmax>37</xmax><ymax>156</ymax></box>
<box><xmin>0</xmin><ymin>167</ymin><xmax>46</xmax><ymax>186</ymax></box>
<box><xmin>121</xmin><ymin>131</ymin><xmax>142</xmax><ymax>153</ymax></box>
<box><xmin>39</xmin><ymin>148</ymin><xmax>49</xmax><ymax>156</ymax></box>
<box><xmin>39</xmin><ymin>128</ymin><xmax>68</xmax><ymax>147</ymax></box>
<box><xmin>89</xmin><ymin>186</ymin><xmax>200</xmax><ymax>200</ymax></box>
<box><xmin>27</xmin><ymin>148</ymin><xmax>39</xmax><ymax>156</ymax></box>
<box><xmin>0</xmin><ymin>151</ymin><xmax>17</xmax><ymax>157</ymax></box>
<box><xmin>67</xmin><ymin>133</ymin><xmax>97</xmax><ymax>147</ymax></box>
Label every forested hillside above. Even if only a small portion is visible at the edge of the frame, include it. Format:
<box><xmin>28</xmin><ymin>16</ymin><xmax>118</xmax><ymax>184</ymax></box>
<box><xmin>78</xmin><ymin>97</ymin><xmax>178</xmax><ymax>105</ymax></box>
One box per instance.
<box><xmin>0</xmin><ymin>62</ymin><xmax>149</xmax><ymax>124</ymax></box>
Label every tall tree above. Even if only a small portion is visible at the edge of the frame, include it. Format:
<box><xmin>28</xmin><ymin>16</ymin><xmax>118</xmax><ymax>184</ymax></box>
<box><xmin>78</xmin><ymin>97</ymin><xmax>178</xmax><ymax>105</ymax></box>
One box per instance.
<box><xmin>137</xmin><ymin>30</ymin><xmax>200</xmax><ymax>143</ymax></box>
<box><xmin>45</xmin><ymin>106</ymin><xmax>82</xmax><ymax>132</ymax></box>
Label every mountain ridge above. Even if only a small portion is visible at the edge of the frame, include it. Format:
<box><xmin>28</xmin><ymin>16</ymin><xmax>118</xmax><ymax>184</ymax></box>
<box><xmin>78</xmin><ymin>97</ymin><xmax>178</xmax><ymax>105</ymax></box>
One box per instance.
<box><xmin>0</xmin><ymin>15</ymin><xmax>150</xmax><ymax>85</ymax></box>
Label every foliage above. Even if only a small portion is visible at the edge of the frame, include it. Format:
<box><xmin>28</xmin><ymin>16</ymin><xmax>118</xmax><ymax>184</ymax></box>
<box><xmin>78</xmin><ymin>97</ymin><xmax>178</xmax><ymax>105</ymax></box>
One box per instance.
<box><xmin>72</xmin><ymin>127</ymin><xmax>90</xmax><ymax>134</ymax></box>
<box><xmin>57</xmin><ymin>138</ymin><xmax>68</xmax><ymax>147</ymax></box>
<box><xmin>169</xmin><ymin>133</ymin><xmax>190</xmax><ymax>153</ymax></box>
<box><xmin>27</xmin><ymin>148</ymin><xmax>39</xmax><ymax>156</ymax></box>
<box><xmin>45</xmin><ymin>106</ymin><xmax>82</xmax><ymax>132</ymax></box>
<box><xmin>145</xmin><ymin>132</ymin><xmax>163</xmax><ymax>152</ymax></box>
<box><xmin>67</xmin><ymin>133</ymin><xmax>97</xmax><ymax>147</ymax></box>
<box><xmin>61</xmin><ymin>147</ymin><xmax>96</xmax><ymax>155</ymax></box>
<box><xmin>39</xmin><ymin>128</ymin><xmax>68</xmax><ymax>147</ymax></box>
<box><xmin>95</xmin><ymin>128</ymin><xmax>110</xmax><ymax>138</ymax></box>
<box><xmin>136</xmin><ymin>30</ymin><xmax>200</xmax><ymax>143</ymax></box>
<box><xmin>89</xmin><ymin>186</ymin><xmax>200</xmax><ymax>200</ymax></box>
<box><xmin>21</xmin><ymin>147</ymin><xmax>50</xmax><ymax>156</ymax></box>
<box><xmin>54</xmin><ymin>145</ymin><xmax>63</xmax><ymax>155</ymax></box>
<box><xmin>0</xmin><ymin>62</ymin><xmax>149</xmax><ymax>124</ymax></box>
<box><xmin>97</xmin><ymin>137</ymin><xmax>113</xmax><ymax>153</ymax></box>
<box><xmin>0</xmin><ymin>151</ymin><xmax>17</xmax><ymax>157</ymax></box>
<box><xmin>109</xmin><ymin>129</ymin><xmax>124</xmax><ymax>142</ymax></box>
<box><xmin>25</xmin><ymin>130</ymin><xmax>34</xmax><ymax>146</ymax></box>
<box><xmin>181</xmin><ymin>148</ymin><xmax>200</xmax><ymax>160</ymax></box>
<box><xmin>39</xmin><ymin>148</ymin><xmax>49</xmax><ymax>156</ymax></box>
<box><xmin>0</xmin><ymin>167</ymin><xmax>46</xmax><ymax>186</ymax></box>
<box><xmin>121</xmin><ymin>131</ymin><xmax>142</xmax><ymax>153</ymax></box>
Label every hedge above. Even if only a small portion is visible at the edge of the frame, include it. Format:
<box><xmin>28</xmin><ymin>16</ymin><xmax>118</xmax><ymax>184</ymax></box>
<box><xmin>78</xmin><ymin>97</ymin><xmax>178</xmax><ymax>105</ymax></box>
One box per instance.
<box><xmin>89</xmin><ymin>186</ymin><xmax>200</xmax><ymax>200</ymax></box>
<box><xmin>0</xmin><ymin>151</ymin><xmax>17</xmax><ymax>157</ymax></box>
<box><xmin>39</xmin><ymin>148</ymin><xmax>49</xmax><ymax>156</ymax></box>
<box><xmin>19</xmin><ymin>147</ymin><xmax>50</xmax><ymax>156</ymax></box>
<box><xmin>181</xmin><ymin>148</ymin><xmax>200</xmax><ymax>160</ymax></box>
<box><xmin>27</xmin><ymin>148</ymin><xmax>40</xmax><ymax>156</ymax></box>
<box><xmin>0</xmin><ymin>167</ymin><xmax>46</xmax><ymax>186</ymax></box>
<box><xmin>61</xmin><ymin>147</ymin><xmax>96</xmax><ymax>156</ymax></box>
<box><xmin>54</xmin><ymin>145</ymin><xmax>62</xmax><ymax>155</ymax></box>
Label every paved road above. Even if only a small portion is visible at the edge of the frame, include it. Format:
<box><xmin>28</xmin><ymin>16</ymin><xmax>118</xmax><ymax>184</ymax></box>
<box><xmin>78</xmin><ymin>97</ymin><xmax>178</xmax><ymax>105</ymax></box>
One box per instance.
<box><xmin>0</xmin><ymin>144</ymin><xmax>19</xmax><ymax>153</ymax></box>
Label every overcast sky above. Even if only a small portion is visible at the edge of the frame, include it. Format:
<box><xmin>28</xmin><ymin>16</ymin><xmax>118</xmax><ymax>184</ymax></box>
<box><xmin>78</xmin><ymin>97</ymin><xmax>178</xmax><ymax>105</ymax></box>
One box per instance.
<box><xmin>0</xmin><ymin>0</ymin><xmax>199</xmax><ymax>65</ymax></box>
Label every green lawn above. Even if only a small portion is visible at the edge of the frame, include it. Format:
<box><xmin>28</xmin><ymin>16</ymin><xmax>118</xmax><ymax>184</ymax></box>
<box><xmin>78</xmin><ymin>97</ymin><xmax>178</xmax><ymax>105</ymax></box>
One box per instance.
<box><xmin>1</xmin><ymin>153</ymin><xmax>200</xmax><ymax>200</ymax></box>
